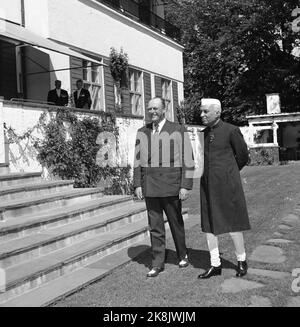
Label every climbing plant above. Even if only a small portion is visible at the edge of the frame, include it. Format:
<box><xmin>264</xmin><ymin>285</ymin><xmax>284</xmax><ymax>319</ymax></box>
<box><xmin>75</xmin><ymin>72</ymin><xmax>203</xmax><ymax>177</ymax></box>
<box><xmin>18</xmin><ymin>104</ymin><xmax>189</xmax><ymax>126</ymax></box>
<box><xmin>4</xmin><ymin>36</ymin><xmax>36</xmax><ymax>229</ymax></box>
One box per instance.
<box><xmin>109</xmin><ymin>47</ymin><xmax>129</xmax><ymax>111</ymax></box>
<box><xmin>30</xmin><ymin>108</ymin><xmax>133</xmax><ymax>194</ymax></box>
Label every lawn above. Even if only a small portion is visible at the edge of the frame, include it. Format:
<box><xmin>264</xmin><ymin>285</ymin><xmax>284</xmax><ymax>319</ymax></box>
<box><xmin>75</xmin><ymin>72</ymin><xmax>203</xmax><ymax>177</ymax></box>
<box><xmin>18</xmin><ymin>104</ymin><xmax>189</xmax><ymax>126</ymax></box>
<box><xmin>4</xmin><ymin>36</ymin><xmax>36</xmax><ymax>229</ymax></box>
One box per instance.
<box><xmin>52</xmin><ymin>162</ymin><xmax>300</xmax><ymax>307</ymax></box>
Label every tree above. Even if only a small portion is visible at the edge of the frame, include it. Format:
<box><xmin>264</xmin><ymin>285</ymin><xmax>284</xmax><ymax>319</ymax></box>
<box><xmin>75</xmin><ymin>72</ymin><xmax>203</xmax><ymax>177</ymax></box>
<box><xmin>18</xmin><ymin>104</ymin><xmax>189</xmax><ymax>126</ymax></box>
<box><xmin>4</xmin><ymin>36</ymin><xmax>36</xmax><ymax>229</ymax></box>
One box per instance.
<box><xmin>167</xmin><ymin>0</ymin><xmax>300</xmax><ymax>125</ymax></box>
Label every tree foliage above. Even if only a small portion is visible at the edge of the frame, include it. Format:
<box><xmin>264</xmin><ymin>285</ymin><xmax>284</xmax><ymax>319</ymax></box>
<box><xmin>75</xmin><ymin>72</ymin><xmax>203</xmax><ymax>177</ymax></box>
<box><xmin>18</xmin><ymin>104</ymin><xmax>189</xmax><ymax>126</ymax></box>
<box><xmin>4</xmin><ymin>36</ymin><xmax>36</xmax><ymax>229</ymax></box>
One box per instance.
<box><xmin>168</xmin><ymin>0</ymin><xmax>300</xmax><ymax>125</ymax></box>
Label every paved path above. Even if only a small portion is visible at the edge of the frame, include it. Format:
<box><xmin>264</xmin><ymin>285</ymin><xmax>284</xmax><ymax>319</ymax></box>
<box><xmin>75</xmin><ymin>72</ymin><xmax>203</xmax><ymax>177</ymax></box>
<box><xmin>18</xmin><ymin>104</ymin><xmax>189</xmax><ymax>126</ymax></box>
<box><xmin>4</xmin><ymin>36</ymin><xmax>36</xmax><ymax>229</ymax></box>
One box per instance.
<box><xmin>219</xmin><ymin>201</ymin><xmax>300</xmax><ymax>306</ymax></box>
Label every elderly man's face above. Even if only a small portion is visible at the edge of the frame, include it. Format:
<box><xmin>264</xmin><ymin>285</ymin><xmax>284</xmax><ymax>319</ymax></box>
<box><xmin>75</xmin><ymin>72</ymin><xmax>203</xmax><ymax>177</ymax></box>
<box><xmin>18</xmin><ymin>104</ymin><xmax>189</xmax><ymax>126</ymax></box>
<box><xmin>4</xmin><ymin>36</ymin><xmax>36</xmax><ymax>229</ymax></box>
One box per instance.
<box><xmin>200</xmin><ymin>104</ymin><xmax>221</xmax><ymax>126</ymax></box>
<box><xmin>147</xmin><ymin>98</ymin><xmax>166</xmax><ymax>124</ymax></box>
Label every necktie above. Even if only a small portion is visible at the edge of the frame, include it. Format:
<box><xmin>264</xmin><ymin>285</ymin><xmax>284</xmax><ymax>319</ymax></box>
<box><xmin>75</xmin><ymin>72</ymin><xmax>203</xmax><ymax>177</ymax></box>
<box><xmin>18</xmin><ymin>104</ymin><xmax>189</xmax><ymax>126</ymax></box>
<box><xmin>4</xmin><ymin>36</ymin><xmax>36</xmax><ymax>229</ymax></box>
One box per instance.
<box><xmin>151</xmin><ymin>123</ymin><xmax>160</xmax><ymax>167</ymax></box>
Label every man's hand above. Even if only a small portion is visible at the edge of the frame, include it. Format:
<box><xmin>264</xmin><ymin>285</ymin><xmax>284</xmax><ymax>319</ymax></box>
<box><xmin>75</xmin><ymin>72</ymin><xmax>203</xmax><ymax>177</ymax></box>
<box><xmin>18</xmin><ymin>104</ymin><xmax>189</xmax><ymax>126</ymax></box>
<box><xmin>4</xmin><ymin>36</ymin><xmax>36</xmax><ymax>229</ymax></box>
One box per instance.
<box><xmin>135</xmin><ymin>187</ymin><xmax>144</xmax><ymax>200</ymax></box>
<box><xmin>179</xmin><ymin>188</ymin><xmax>190</xmax><ymax>201</ymax></box>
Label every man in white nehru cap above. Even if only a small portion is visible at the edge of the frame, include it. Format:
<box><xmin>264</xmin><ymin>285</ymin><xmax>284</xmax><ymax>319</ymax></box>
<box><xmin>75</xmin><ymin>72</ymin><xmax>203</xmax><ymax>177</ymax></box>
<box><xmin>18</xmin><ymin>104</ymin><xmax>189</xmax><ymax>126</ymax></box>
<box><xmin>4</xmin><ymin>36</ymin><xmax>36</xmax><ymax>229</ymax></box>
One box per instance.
<box><xmin>198</xmin><ymin>98</ymin><xmax>250</xmax><ymax>279</ymax></box>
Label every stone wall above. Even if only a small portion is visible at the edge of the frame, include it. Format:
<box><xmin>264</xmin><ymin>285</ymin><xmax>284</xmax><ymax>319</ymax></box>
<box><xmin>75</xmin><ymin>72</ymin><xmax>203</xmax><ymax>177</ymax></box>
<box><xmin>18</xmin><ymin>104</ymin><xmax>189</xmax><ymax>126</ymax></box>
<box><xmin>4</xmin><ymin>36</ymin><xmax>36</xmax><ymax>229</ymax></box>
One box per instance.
<box><xmin>1</xmin><ymin>100</ymin><xmax>205</xmax><ymax>180</ymax></box>
<box><xmin>240</xmin><ymin>126</ymin><xmax>281</xmax><ymax>165</ymax></box>
<box><xmin>1</xmin><ymin>100</ymin><xmax>144</xmax><ymax>175</ymax></box>
<box><xmin>248</xmin><ymin>146</ymin><xmax>280</xmax><ymax>166</ymax></box>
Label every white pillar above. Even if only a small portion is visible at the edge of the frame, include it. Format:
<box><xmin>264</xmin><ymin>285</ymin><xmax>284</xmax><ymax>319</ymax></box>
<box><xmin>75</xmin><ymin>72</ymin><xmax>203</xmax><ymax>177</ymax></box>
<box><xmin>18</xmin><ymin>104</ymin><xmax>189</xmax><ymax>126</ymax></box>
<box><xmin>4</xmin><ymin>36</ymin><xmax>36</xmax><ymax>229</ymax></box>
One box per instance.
<box><xmin>272</xmin><ymin>122</ymin><xmax>279</xmax><ymax>146</ymax></box>
<box><xmin>0</xmin><ymin>97</ymin><xmax>5</xmax><ymax>163</ymax></box>
<box><xmin>249</xmin><ymin>123</ymin><xmax>255</xmax><ymax>146</ymax></box>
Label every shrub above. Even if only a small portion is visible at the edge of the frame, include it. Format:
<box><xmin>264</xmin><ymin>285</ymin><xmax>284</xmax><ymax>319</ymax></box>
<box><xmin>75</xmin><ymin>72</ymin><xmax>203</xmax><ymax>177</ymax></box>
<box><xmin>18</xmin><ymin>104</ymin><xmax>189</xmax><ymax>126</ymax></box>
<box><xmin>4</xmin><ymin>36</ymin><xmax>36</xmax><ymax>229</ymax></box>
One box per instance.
<box><xmin>35</xmin><ymin>108</ymin><xmax>133</xmax><ymax>194</ymax></box>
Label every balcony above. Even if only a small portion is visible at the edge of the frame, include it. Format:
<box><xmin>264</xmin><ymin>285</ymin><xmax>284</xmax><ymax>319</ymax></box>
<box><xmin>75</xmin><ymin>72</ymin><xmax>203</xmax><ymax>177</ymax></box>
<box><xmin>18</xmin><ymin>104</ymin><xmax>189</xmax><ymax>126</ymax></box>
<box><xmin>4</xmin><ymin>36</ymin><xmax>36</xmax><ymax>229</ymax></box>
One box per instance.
<box><xmin>98</xmin><ymin>0</ymin><xmax>181</xmax><ymax>42</ymax></box>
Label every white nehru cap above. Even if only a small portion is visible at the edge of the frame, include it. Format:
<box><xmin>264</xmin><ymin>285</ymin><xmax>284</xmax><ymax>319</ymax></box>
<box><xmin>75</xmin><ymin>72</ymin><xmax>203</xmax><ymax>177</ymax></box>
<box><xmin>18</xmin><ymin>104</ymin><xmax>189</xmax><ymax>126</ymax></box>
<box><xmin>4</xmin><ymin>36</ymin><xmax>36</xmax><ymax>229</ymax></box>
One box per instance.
<box><xmin>201</xmin><ymin>98</ymin><xmax>221</xmax><ymax>108</ymax></box>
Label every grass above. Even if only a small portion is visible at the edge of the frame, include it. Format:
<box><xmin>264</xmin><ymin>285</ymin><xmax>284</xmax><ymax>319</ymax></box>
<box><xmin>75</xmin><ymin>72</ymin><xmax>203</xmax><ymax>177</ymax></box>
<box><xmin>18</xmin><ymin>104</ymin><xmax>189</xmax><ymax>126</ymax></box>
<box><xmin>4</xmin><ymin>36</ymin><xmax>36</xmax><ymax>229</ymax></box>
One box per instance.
<box><xmin>52</xmin><ymin>162</ymin><xmax>300</xmax><ymax>307</ymax></box>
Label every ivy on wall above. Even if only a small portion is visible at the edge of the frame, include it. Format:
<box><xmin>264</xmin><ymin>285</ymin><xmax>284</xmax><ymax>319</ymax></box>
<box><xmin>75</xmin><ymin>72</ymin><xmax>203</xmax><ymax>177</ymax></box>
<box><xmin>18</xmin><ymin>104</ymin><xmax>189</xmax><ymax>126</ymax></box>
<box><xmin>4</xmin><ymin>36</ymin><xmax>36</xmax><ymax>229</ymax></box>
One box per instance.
<box><xmin>5</xmin><ymin>108</ymin><xmax>134</xmax><ymax>195</ymax></box>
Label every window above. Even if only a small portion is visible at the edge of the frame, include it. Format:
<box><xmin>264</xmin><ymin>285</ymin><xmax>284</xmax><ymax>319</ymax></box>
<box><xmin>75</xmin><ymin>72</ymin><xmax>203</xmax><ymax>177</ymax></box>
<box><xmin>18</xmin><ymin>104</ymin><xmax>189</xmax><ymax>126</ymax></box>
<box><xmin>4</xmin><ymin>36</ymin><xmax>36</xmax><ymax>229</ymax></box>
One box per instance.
<box><xmin>82</xmin><ymin>60</ymin><xmax>104</xmax><ymax>110</ymax></box>
<box><xmin>129</xmin><ymin>68</ymin><xmax>143</xmax><ymax>115</ymax></box>
<box><xmin>161</xmin><ymin>78</ymin><xmax>172</xmax><ymax>120</ymax></box>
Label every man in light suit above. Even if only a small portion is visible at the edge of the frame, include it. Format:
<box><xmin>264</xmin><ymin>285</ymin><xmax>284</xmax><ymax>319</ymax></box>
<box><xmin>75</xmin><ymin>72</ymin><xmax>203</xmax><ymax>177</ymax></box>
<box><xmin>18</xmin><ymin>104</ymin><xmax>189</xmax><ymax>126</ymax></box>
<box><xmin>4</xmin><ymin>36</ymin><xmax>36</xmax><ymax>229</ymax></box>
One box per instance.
<box><xmin>133</xmin><ymin>97</ymin><xmax>194</xmax><ymax>277</ymax></box>
<box><xmin>73</xmin><ymin>79</ymin><xmax>92</xmax><ymax>109</ymax></box>
<box><xmin>47</xmin><ymin>80</ymin><xmax>69</xmax><ymax>106</ymax></box>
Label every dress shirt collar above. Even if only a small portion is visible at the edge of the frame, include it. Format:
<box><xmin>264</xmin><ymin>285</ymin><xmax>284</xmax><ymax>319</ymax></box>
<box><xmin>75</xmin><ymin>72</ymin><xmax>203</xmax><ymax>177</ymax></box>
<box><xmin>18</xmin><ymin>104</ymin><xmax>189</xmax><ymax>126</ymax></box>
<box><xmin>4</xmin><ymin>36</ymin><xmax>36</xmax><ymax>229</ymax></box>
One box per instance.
<box><xmin>152</xmin><ymin>118</ymin><xmax>166</xmax><ymax>134</ymax></box>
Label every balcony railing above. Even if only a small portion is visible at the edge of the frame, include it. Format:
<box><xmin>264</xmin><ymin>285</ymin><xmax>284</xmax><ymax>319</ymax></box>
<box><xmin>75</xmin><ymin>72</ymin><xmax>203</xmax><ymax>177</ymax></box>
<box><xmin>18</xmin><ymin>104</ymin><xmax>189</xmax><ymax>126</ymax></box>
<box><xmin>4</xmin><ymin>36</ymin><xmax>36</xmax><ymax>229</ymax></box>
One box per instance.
<box><xmin>98</xmin><ymin>0</ymin><xmax>181</xmax><ymax>42</ymax></box>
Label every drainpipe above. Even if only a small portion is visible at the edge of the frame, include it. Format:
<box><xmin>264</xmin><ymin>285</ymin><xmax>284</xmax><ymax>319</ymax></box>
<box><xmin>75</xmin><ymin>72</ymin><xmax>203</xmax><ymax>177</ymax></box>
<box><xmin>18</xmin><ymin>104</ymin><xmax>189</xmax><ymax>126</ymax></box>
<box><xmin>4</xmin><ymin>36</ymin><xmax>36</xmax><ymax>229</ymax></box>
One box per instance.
<box><xmin>0</xmin><ymin>96</ymin><xmax>5</xmax><ymax>163</ymax></box>
<box><xmin>21</xmin><ymin>0</ymin><xmax>25</xmax><ymax>27</ymax></box>
<box><xmin>18</xmin><ymin>0</ymin><xmax>26</xmax><ymax>97</ymax></box>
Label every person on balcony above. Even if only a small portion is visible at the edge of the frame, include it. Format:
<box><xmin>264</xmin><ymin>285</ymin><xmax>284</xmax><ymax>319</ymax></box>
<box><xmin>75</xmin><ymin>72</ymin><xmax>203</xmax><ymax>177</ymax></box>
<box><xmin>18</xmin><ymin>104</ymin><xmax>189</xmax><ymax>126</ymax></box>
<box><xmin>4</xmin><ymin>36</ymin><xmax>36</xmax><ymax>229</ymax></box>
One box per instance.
<box><xmin>73</xmin><ymin>79</ymin><xmax>92</xmax><ymax>109</ymax></box>
<box><xmin>47</xmin><ymin>80</ymin><xmax>69</xmax><ymax>106</ymax></box>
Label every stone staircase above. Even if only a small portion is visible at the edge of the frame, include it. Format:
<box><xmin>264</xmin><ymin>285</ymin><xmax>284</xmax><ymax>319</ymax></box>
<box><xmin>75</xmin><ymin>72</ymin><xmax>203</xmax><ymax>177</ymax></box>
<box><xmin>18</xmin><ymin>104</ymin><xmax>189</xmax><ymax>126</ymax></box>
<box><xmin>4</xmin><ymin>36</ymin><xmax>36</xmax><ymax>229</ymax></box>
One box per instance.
<box><xmin>0</xmin><ymin>165</ymin><xmax>176</xmax><ymax>306</ymax></box>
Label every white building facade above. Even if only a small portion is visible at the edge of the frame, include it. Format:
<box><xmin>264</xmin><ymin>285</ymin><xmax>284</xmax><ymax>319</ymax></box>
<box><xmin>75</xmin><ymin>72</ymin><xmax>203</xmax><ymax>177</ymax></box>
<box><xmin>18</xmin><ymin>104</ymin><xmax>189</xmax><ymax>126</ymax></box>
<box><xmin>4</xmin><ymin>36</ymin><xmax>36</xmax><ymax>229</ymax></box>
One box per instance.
<box><xmin>0</xmin><ymin>0</ymin><xmax>188</xmax><ymax>172</ymax></box>
<box><xmin>0</xmin><ymin>0</ymin><xmax>184</xmax><ymax>121</ymax></box>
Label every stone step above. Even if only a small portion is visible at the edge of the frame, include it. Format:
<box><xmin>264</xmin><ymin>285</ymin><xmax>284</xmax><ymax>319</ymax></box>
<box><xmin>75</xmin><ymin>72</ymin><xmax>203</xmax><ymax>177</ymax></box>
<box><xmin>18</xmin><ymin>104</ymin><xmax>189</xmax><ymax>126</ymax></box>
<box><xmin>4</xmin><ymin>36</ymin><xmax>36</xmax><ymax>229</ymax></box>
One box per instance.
<box><xmin>0</xmin><ymin>216</ymin><xmax>151</xmax><ymax>304</ymax></box>
<box><xmin>0</xmin><ymin>163</ymin><xmax>9</xmax><ymax>174</ymax></box>
<box><xmin>0</xmin><ymin>207</ymin><xmax>188</xmax><ymax>306</ymax></box>
<box><xmin>0</xmin><ymin>201</ymin><xmax>147</xmax><ymax>268</ymax></box>
<box><xmin>0</xmin><ymin>195</ymin><xmax>133</xmax><ymax>243</ymax></box>
<box><xmin>0</xmin><ymin>241</ymin><xmax>151</xmax><ymax>307</ymax></box>
<box><xmin>0</xmin><ymin>172</ymin><xmax>42</xmax><ymax>187</ymax></box>
<box><xmin>0</xmin><ymin>180</ymin><xmax>74</xmax><ymax>202</ymax></box>
<box><xmin>0</xmin><ymin>188</ymin><xmax>104</xmax><ymax>220</ymax></box>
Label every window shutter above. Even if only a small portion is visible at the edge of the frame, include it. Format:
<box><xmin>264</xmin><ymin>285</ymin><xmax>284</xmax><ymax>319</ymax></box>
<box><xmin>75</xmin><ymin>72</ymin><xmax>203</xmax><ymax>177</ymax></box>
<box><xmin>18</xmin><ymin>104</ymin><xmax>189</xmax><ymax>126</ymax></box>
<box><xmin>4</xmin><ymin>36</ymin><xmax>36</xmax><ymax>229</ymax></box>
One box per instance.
<box><xmin>103</xmin><ymin>58</ymin><xmax>115</xmax><ymax>113</ymax></box>
<box><xmin>154</xmin><ymin>76</ymin><xmax>162</xmax><ymax>97</ymax></box>
<box><xmin>121</xmin><ymin>87</ymin><xmax>131</xmax><ymax>115</ymax></box>
<box><xmin>143</xmin><ymin>72</ymin><xmax>151</xmax><ymax>109</ymax></box>
<box><xmin>172</xmin><ymin>81</ymin><xmax>179</xmax><ymax>122</ymax></box>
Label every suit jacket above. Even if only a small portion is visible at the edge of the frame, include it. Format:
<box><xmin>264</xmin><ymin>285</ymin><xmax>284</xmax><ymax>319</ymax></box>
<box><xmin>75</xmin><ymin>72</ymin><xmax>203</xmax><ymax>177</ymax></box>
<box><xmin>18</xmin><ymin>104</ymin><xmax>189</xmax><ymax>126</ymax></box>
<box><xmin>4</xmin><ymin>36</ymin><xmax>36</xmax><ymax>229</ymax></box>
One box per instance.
<box><xmin>73</xmin><ymin>88</ymin><xmax>92</xmax><ymax>109</ymax></box>
<box><xmin>133</xmin><ymin>120</ymin><xmax>194</xmax><ymax>197</ymax></box>
<box><xmin>47</xmin><ymin>89</ymin><xmax>69</xmax><ymax>106</ymax></box>
<box><xmin>200</xmin><ymin>120</ymin><xmax>250</xmax><ymax>235</ymax></box>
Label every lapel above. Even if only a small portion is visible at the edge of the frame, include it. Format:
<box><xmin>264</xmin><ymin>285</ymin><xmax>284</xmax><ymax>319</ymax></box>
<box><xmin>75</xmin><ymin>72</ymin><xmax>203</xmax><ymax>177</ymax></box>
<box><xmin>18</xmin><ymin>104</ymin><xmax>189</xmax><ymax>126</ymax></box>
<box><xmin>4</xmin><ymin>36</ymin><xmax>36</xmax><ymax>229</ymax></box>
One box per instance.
<box><xmin>56</xmin><ymin>89</ymin><xmax>61</xmax><ymax>99</ymax></box>
<box><xmin>53</xmin><ymin>89</ymin><xmax>59</xmax><ymax>100</ymax></box>
<box><xmin>160</xmin><ymin>120</ymin><xmax>172</xmax><ymax>135</ymax></box>
<box><xmin>76</xmin><ymin>89</ymin><xmax>82</xmax><ymax>101</ymax></box>
<box><xmin>144</xmin><ymin>124</ymin><xmax>152</xmax><ymax>162</ymax></box>
<box><xmin>148</xmin><ymin>120</ymin><xmax>173</xmax><ymax>164</ymax></box>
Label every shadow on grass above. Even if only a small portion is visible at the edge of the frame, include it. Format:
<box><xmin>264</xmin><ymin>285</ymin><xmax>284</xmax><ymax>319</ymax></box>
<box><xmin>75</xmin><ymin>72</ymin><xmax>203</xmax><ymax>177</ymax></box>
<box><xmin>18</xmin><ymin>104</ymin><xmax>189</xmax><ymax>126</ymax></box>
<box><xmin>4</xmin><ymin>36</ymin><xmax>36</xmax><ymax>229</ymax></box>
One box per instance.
<box><xmin>127</xmin><ymin>246</ymin><xmax>236</xmax><ymax>271</ymax></box>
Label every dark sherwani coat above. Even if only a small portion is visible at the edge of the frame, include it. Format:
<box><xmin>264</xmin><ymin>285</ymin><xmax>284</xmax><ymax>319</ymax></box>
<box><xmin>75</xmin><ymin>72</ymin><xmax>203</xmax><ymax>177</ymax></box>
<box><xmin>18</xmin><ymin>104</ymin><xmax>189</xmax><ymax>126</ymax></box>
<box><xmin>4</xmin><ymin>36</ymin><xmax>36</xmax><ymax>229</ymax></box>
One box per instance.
<box><xmin>201</xmin><ymin>120</ymin><xmax>251</xmax><ymax>235</ymax></box>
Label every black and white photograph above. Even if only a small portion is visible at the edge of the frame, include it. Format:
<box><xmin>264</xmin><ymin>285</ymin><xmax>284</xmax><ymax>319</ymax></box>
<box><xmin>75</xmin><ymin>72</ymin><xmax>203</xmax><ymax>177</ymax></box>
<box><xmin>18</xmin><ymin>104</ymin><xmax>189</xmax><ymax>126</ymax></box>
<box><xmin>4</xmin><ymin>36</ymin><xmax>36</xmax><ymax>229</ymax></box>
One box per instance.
<box><xmin>0</xmin><ymin>0</ymin><xmax>300</xmax><ymax>314</ymax></box>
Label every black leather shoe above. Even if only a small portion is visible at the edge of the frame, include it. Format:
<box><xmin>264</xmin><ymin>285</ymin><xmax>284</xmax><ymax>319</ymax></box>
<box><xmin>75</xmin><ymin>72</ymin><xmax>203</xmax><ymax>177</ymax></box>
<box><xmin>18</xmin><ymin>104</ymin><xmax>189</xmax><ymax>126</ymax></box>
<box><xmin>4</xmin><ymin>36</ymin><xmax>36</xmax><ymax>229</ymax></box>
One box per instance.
<box><xmin>146</xmin><ymin>267</ymin><xmax>164</xmax><ymax>278</ymax></box>
<box><xmin>236</xmin><ymin>261</ymin><xmax>248</xmax><ymax>277</ymax></box>
<box><xmin>179</xmin><ymin>255</ymin><xmax>189</xmax><ymax>268</ymax></box>
<box><xmin>197</xmin><ymin>266</ymin><xmax>222</xmax><ymax>279</ymax></box>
